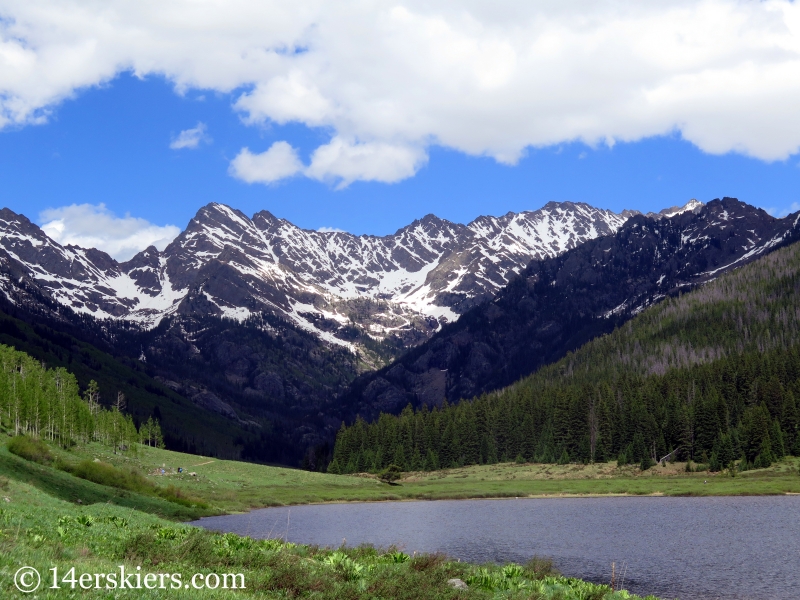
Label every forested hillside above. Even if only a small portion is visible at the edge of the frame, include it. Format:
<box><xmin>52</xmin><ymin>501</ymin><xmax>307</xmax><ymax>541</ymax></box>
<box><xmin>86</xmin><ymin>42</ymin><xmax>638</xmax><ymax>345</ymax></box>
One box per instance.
<box><xmin>330</xmin><ymin>237</ymin><xmax>800</xmax><ymax>473</ymax></box>
<box><xmin>0</xmin><ymin>344</ymin><xmax>157</xmax><ymax>450</ymax></box>
<box><xmin>0</xmin><ymin>299</ymin><xmax>267</xmax><ymax>461</ymax></box>
<box><xmin>337</xmin><ymin>198</ymin><xmax>800</xmax><ymax>421</ymax></box>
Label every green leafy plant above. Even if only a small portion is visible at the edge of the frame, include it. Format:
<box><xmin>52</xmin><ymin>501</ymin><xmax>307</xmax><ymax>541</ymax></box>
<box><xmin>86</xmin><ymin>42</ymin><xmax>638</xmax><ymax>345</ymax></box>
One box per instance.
<box><xmin>75</xmin><ymin>514</ymin><xmax>94</xmax><ymax>527</ymax></box>
<box><xmin>259</xmin><ymin>538</ymin><xmax>285</xmax><ymax>551</ymax></box>
<box><xmin>323</xmin><ymin>551</ymin><xmax>366</xmax><ymax>581</ymax></box>
<box><xmin>502</xmin><ymin>563</ymin><xmax>525</xmax><ymax>578</ymax></box>
<box><xmin>104</xmin><ymin>515</ymin><xmax>129</xmax><ymax>528</ymax></box>
<box><xmin>384</xmin><ymin>550</ymin><xmax>410</xmax><ymax>563</ymax></box>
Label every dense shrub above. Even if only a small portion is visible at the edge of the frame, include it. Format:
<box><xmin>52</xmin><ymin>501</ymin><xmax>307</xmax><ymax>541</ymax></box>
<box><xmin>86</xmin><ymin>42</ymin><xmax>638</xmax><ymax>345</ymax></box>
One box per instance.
<box><xmin>63</xmin><ymin>460</ymin><xmax>208</xmax><ymax>508</ymax></box>
<box><xmin>10</xmin><ymin>442</ymin><xmax>208</xmax><ymax>509</ymax></box>
<box><xmin>378</xmin><ymin>464</ymin><xmax>403</xmax><ymax>483</ymax></box>
<box><xmin>65</xmin><ymin>460</ymin><xmax>149</xmax><ymax>492</ymax></box>
<box><xmin>156</xmin><ymin>484</ymin><xmax>208</xmax><ymax>508</ymax></box>
<box><xmin>8</xmin><ymin>435</ymin><xmax>54</xmax><ymax>464</ymax></box>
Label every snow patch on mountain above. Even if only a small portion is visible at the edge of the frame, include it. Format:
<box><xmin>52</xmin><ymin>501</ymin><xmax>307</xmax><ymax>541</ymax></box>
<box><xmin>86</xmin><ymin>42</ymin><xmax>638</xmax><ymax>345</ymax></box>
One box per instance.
<box><xmin>0</xmin><ymin>201</ymin><xmax>645</xmax><ymax>347</ymax></box>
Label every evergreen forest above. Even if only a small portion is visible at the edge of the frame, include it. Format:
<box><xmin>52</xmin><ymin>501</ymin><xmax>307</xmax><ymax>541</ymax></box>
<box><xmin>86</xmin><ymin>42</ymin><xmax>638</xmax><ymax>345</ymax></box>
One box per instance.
<box><xmin>329</xmin><ymin>238</ymin><xmax>800</xmax><ymax>474</ymax></box>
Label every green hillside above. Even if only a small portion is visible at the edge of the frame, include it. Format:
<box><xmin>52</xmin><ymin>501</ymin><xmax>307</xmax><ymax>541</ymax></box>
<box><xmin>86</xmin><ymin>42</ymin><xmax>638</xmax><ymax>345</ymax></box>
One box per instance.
<box><xmin>3</xmin><ymin>339</ymin><xmax>797</xmax><ymax>599</ymax></box>
<box><xmin>331</xmin><ymin>238</ymin><xmax>800</xmax><ymax>473</ymax></box>
<box><xmin>0</xmin><ymin>307</ymin><xmax>259</xmax><ymax>459</ymax></box>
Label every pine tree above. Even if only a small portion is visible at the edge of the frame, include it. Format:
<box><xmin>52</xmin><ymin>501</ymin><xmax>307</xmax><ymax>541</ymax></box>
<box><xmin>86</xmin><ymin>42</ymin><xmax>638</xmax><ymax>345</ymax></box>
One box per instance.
<box><xmin>770</xmin><ymin>420</ymin><xmax>785</xmax><ymax>460</ymax></box>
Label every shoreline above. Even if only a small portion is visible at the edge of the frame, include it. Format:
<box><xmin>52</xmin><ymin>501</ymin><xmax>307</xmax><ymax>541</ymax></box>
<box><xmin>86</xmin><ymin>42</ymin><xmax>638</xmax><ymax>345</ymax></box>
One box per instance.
<box><xmin>12</xmin><ymin>437</ymin><xmax>799</xmax><ymax>518</ymax></box>
<box><xmin>208</xmin><ymin>489</ymin><xmax>800</xmax><ymax>517</ymax></box>
<box><xmin>167</xmin><ymin>455</ymin><xmax>800</xmax><ymax>514</ymax></box>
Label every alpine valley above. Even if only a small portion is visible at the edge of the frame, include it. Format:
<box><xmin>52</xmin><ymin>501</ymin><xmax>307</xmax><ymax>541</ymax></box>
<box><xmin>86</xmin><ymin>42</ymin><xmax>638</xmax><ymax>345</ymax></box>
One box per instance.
<box><xmin>1</xmin><ymin>196</ymin><xmax>797</xmax><ymax>466</ymax></box>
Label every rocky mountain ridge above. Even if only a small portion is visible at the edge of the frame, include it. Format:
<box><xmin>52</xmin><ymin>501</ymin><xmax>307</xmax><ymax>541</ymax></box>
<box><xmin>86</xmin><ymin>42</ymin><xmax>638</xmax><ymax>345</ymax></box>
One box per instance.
<box><xmin>0</xmin><ymin>200</ymin><xmax>647</xmax><ymax>353</ymax></box>
<box><xmin>1</xmin><ymin>195</ymin><xmax>780</xmax><ymax>467</ymax></box>
<box><xmin>340</xmin><ymin>197</ymin><xmax>800</xmax><ymax>418</ymax></box>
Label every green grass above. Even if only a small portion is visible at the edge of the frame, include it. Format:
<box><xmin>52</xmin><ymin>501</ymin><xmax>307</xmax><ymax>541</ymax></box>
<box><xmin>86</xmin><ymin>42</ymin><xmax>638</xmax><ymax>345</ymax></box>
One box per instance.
<box><xmin>7</xmin><ymin>435</ymin><xmax>204</xmax><ymax>505</ymax></box>
<box><xmin>390</xmin><ymin>459</ymin><xmax>800</xmax><ymax>500</ymax></box>
<box><xmin>5</xmin><ymin>432</ymin><xmax>799</xmax><ymax>598</ymax></box>
<box><xmin>7</xmin><ymin>433</ymin><xmax>800</xmax><ymax>516</ymax></box>
<box><xmin>0</xmin><ymin>473</ymin><xmax>660</xmax><ymax>599</ymax></box>
<box><xmin>14</xmin><ymin>434</ymin><xmax>799</xmax><ymax>514</ymax></box>
<box><xmin>0</xmin><ymin>442</ymin><xmax>214</xmax><ymax>521</ymax></box>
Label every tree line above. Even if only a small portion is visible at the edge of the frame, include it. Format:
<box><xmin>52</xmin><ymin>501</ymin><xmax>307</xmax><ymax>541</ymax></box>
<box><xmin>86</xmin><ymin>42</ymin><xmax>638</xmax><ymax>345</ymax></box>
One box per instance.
<box><xmin>329</xmin><ymin>344</ymin><xmax>800</xmax><ymax>474</ymax></box>
<box><xmin>0</xmin><ymin>344</ymin><xmax>163</xmax><ymax>451</ymax></box>
<box><xmin>329</xmin><ymin>240</ymin><xmax>800</xmax><ymax>474</ymax></box>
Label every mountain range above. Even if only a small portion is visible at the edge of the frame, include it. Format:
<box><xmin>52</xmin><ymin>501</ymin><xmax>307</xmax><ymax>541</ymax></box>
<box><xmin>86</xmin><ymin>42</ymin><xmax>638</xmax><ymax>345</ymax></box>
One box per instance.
<box><xmin>340</xmin><ymin>198</ymin><xmax>800</xmax><ymax>418</ymax></box>
<box><xmin>0</xmin><ymin>201</ymin><xmax>641</xmax><ymax>351</ymax></box>
<box><xmin>1</xmin><ymin>195</ymin><xmax>795</xmax><ymax>466</ymax></box>
<box><xmin>331</xmin><ymin>225</ymin><xmax>800</xmax><ymax>474</ymax></box>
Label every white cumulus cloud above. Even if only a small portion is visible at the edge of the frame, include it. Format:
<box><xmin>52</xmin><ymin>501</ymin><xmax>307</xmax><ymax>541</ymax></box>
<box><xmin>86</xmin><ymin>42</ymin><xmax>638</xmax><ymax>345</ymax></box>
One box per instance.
<box><xmin>170</xmin><ymin>122</ymin><xmax>210</xmax><ymax>149</ymax></box>
<box><xmin>228</xmin><ymin>138</ymin><xmax>427</xmax><ymax>187</ymax></box>
<box><xmin>228</xmin><ymin>142</ymin><xmax>304</xmax><ymax>184</ymax></box>
<box><xmin>3</xmin><ymin>1</ymin><xmax>800</xmax><ymax>183</ymax></box>
<box><xmin>39</xmin><ymin>204</ymin><xmax>180</xmax><ymax>261</ymax></box>
<box><xmin>305</xmin><ymin>138</ymin><xmax>427</xmax><ymax>188</ymax></box>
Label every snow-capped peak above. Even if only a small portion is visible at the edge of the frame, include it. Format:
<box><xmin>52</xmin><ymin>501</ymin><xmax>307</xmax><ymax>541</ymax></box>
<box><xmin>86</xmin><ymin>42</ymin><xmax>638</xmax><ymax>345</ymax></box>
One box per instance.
<box><xmin>0</xmin><ymin>201</ymin><xmax>636</xmax><ymax>346</ymax></box>
<box><xmin>648</xmin><ymin>198</ymin><xmax>705</xmax><ymax>220</ymax></box>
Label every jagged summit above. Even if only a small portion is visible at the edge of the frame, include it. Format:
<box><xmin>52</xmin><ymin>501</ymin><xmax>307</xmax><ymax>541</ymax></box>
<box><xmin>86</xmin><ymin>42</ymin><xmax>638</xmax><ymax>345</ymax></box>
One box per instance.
<box><xmin>341</xmin><ymin>196</ymin><xmax>800</xmax><ymax>416</ymax></box>
<box><xmin>0</xmin><ymin>198</ymin><xmax>721</xmax><ymax>349</ymax></box>
<box><xmin>645</xmin><ymin>198</ymin><xmax>704</xmax><ymax>220</ymax></box>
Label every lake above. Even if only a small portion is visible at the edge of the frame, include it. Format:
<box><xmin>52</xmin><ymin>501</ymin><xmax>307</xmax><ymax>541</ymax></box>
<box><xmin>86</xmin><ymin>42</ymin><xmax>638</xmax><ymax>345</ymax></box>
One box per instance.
<box><xmin>190</xmin><ymin>495</ymin><xmax>800</xmax><ymax>600</ymax></box>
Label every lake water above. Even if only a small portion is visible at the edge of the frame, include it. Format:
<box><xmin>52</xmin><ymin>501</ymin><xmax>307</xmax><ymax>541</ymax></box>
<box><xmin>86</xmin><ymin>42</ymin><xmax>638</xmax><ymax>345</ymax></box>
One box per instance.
<box><xmin>190</xmin><ymin>495</ymin><xmax>800</xmax><ymax>600</ymax></box>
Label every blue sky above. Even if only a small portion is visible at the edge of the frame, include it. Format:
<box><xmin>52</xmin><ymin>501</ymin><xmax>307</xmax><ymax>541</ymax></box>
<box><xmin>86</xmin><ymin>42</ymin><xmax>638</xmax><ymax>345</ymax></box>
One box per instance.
<box><xmin>2</xmin><ymin>3</ymin><xmax>800</xmax><ymax>259</ymax></box>
<box><xmin>3</xmin><ymin>73</ymin><xmax>799</xmax><ymax>238</ymax></box>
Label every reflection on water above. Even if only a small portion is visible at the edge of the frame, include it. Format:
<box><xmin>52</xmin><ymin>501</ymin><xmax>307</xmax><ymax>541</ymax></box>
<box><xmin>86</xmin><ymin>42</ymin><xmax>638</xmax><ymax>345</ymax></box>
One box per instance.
<box><xmin>191</xmin><ymin>495</ymin><xmax>800</xmax><ymax>600</ymax></box>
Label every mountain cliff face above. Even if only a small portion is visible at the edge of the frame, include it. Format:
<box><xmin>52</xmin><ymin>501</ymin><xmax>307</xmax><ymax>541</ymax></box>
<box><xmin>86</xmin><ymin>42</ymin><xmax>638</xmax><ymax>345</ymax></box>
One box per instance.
<box><xmin>340</xmin><ymin>198</ymin><xmax>800</xmax><ymax>419</ymax></box>
<box><xmin>0</xmin><ymin>201</ymin><xmax>633</xmax><ymax>353</ymax></box>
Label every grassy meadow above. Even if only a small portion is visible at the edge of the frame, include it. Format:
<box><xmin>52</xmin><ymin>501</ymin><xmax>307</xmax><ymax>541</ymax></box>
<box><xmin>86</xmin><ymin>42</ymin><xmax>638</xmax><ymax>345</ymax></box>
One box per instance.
<box><xmin>18</xmin><ymin>436</ymin><xmax>800</xmax><ymax>512</ymax></box>
<box><xmin>5</xmin><ymin>432</ymin><xmax>800</xmax><ymax>513</ymax></box>
<box><xmin>4</xmin><ymin>431</ymin><xmax>800</xmax><ymax>598</ymax></box>
<box><xmin>0</xmin><ymin>433</ymin><xmax>669</xmax><ymax>599</ymax></box>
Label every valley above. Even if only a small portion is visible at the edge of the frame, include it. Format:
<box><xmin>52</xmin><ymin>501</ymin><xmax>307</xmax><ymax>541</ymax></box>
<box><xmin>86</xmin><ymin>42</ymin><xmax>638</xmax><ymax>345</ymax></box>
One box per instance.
<box><xmin>0</xmin><ymin>198</ymin><xmax>800</xmax><ymax>600</ymax></box>
<box><xmin>3</xmin><ymin>197</ymin><xmax>798</xmax><ymax>470</ymax></box>
<box><xmin>4</xmin><ymin>431</ymin><xmax>800</xmax><ymax>516</ymax></box>
<box><xmin>4</xmin><ymin>5</ymin><xmax>799</xmax><ymax>598</ymax></box>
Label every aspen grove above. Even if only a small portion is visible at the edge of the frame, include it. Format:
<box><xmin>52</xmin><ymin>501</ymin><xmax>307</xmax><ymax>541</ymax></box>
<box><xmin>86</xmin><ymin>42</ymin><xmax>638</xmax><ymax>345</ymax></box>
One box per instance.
<box><xmin>0</xmin><ymin>344</ymin><xmax>162</xmax><ymax>451</ymax></box>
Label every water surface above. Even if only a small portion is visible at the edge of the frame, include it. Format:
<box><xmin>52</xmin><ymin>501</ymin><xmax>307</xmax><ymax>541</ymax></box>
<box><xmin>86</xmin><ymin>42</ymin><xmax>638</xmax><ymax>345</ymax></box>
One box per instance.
<box><xmin>192</xmin><ymin>496</ymin><xmax>800</xmax><ymax>600</ymax></box>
